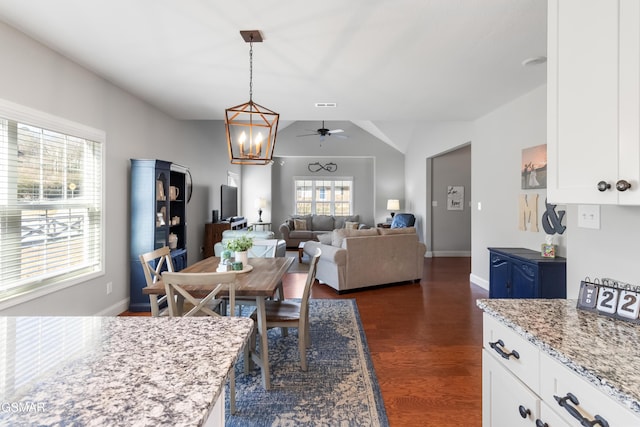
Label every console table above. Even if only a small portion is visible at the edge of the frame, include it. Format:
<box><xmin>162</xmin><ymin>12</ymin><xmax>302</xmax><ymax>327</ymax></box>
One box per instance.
<box><xmin>203</xmin><ymin>219</ymin><xmax>247</xmax><ymax>258</ymax></box>
<box><xmin>488</xmin><ymin>247</ymin><xmax>566</xmax><ymax>299</ymax></box>
<box><xmin>251</xmin><ymin>222</ymin><xmax>271</xmax><ymax>231</ymax></box>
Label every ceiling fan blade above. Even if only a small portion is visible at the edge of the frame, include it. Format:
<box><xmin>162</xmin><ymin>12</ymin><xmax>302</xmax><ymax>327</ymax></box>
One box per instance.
<box><xmin>328</xmin><ymin>129</ymin><xmax>344</xmax><ymax>134</ymax></box>
<box><xmin>335</xmin><ymin>134</ymin><xmax>349</xmax><ymax>139</ymax></box>
<box><xmin>297</xmin><ymin>133</ymin><xmax>320</xmax><ymax>137</ymax></box>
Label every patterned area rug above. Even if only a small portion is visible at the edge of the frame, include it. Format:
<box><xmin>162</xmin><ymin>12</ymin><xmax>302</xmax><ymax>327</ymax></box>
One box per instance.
<box><xmin>226</xmin><ymin>299</ymin><xmax>389</xmax><ymax>426</ymax></box>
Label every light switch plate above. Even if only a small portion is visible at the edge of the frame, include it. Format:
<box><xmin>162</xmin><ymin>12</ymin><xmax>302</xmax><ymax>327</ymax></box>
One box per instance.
<box><xmin>578</xmin><ymin>204</ymin><xmax>600</xmax><ymax>229</ymax></box>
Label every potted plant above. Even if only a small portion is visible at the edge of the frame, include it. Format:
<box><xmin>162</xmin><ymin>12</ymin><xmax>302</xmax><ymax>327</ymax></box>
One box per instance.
<box><xmin>224</xmin><ymin>235</ymin><xmax>253</xmax><ymax>267</ymax></box>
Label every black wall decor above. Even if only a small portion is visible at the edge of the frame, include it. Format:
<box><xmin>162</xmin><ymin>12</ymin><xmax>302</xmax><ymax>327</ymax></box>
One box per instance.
<box><xmin>542</xmin><ymin>198</ymin><xmax>566</xmax><ymax>235</ymax></box>
<box><xmin>308</xmin><ymin>162</ymin><xmax>337</xmax><ymax>172</ymax></box>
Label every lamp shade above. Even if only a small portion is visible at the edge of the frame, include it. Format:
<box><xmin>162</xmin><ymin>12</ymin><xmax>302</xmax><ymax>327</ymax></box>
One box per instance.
<box><xmin>255</xmin><ymin>197</ymin><xmax>267</xmax><ymax>209</ymax></box>
<box><xmin>387</xmin><ymin>199</ymin><xmax>400</xmax><ymax>211</ymax></box>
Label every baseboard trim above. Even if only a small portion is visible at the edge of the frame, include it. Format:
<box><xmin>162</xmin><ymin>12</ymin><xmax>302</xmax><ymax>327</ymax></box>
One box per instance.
<box><xmin>431</xmin><ymin>250</ymin><xmax>471</xmax><ymax>257</ymax></box>
<box><xmin>470</xmin><ymin>274</ymin><xmax>489</xmax><ymax>291</ymax></box>
<box><xmin>97</xmin><ymin>298</ymin><xmax>130</xmax><ymax>316</ymax></box>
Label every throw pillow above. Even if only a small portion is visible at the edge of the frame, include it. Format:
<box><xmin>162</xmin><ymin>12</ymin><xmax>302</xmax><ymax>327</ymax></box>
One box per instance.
<box><xmin>331</xmin><ymin>229</ymin><xmax>350</xmax><ymax>247</ymax></box>
<box><xmin>317</xmin><ymin>233</ymin><xmax>333</xmax><ymax>245</ymax></box>
<box><xmin>345</xmin><ymin>221</ymin><xmax>359</xmax><ymax>230</ymax></box>
<box><xmin>293</xmin><ymin>219</ymin><xmax>307</xmax><ymax>230</ymax></box>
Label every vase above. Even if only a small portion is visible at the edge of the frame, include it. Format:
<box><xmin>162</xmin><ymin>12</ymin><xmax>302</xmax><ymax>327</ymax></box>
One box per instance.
<box><xmin>235</xmin><ymin>251</ymin><xmax>249</xmax><ymax>267</ymax></box>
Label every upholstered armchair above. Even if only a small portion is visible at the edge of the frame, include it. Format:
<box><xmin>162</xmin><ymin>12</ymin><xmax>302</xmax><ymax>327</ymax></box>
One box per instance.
<box><xmin>391</xmin><ymin>213</ymin><xmax>416</xmax><ymax>228</ymax></box>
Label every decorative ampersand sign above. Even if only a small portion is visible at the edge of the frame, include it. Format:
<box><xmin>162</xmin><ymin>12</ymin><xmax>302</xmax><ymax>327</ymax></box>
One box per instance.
<box><xmin>541</xmin><ymin>198</ymin><xmax>566</xmax><ymax>235</ymax></box>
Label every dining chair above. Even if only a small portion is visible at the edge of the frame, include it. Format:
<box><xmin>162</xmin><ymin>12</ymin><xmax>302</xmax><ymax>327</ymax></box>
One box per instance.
<box><xmin>248</xmin><ymin>239</ymin><xmax>279</xmax><ymax>258</ymax></box>
<box><xmin>162</xmin><ymin>271</ymin><xmax>237</xmax><ymax>317</ymax></box>
<box><xmin>161</xmin><ymin>270</ymin><xmax>241</xmax><ymax>414</ymax></box>
<box><xmin>250</xmin><ymin>248</ymin><xmax>321</xmax><ymax>371</ymax></box>
<box><xmin>139</xmin><ymin>246</ymin><xmax>175</xmax><ymax>317</ymax></box>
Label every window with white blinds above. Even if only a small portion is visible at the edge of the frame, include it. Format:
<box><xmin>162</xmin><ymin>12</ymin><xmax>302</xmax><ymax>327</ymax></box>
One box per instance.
<box><xmin>294</xmin><ymin>178</ymin><xmax>353</xmax><ymax>216</ymax></box>
<box><xmin>0</xmin><ymin>101</ymin><xmax>104</xmax><ymax>303</ymax></box>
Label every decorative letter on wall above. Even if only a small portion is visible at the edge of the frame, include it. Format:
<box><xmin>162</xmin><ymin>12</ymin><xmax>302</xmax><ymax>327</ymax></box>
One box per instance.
<box><xmin>518</xmin><ymin>194</ymin><xmax>539</xmax><ymax>232</ymax></box>
<box><xmin>541</xmin><ymin>198</ymin><xmax>566</xmax><ymax>235</ymax></box>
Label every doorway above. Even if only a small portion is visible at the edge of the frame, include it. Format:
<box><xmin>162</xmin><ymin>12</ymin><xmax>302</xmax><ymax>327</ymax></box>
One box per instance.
<box><xmin>426</xmin><ymin>144</ymin><xmax>471</xmax><ymax>256</ymax></box>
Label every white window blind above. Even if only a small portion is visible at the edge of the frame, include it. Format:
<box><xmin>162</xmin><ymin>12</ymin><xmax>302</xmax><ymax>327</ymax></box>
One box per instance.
<box><xmin>0</xmin><ymin>102</ymin><xmax>103</xmax><ymax>302</ymax></box>
<box><xmin>294</xmin><ymin>178</ymin><xmax>353</xmax><ymax>216</ymax></box>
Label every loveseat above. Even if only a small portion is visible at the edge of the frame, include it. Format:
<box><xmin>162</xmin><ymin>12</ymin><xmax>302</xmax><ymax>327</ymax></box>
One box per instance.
<box><xmin>302</xmin><ymin>227</ymin><xmax>426</xmax><ymax>293</ymax></box>
<box><xmin>279</xmin><ymin>214</ymin><xmax>365</xmax><ymax>248</ymax></box>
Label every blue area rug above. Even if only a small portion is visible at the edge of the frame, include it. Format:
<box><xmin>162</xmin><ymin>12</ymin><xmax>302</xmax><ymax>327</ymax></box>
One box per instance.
<box><xmin>226</xmin><ymin>299</ymin><xmax>389</xmax><ymax>426</ymax></box>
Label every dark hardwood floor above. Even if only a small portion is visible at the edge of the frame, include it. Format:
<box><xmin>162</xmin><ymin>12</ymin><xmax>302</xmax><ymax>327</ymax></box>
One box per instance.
<box><xmin>285</xmin><ymin>256</ymin><xmax>487</xmax><ymax>426</ymax></box>
<box><xmin>123</xmin><ymin>256</ymin><xmax>487</xmax><ymax>426</ymax></box>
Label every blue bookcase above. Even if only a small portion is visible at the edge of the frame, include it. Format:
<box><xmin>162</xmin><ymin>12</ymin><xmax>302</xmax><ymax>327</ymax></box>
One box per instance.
<box><xmin>129</xmin><ymin>159</ymin><xmax>189</xmax><ymax>312</ymax></box>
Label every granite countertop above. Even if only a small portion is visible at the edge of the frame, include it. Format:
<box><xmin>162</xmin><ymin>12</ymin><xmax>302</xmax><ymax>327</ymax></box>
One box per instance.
<box><xmin>0</xmin><ymin>316</ymin><xmax>254</xmax><ymax>427</ymax></box>
<box><xmin>477</xmin><ymin>299</ymin><xmax>640</xmax><ymax>415</ymax></box>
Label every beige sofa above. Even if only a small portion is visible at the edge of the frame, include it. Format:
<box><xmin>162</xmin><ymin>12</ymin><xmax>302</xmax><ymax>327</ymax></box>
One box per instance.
<box><xmin>279</xmin><ymin>214</ymin><xmax>364</xmax><ymax>248</ymax></box>
<box><xmin>302</xmin><ymin>227</ymin><xmax>426</xmax><ymax>293</ymax></box>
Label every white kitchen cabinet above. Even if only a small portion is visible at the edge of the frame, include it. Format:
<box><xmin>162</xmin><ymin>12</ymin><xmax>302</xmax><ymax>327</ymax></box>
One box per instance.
<box><xmin>540</xmin><ymin>352</ymin><xmax>639</xmax><ymax>426</ymax></box>
<box><xmin>482</xmin><ymin>313</ymin><xmax>640</xmax><ymax>426</ymax></box>
<box><xmin>547</xmin><ymin>0</ymin><xmax>640</xmax><ymax>204</ymax></box>
<box><xmin>483</xmin><ymin>350</ymin><xmax>540</xmax><ymax>426</ymax></box>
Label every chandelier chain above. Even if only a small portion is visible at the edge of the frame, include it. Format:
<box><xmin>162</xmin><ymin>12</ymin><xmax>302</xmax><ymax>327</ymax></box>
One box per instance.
<box><xmin>249</xmin><ymin>37</ymin><xmax>253</xmax><ymax>102</ymax></box>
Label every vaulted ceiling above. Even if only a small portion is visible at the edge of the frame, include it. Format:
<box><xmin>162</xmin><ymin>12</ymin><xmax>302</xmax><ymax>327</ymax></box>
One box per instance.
<box><xmin>0</xmin><ymin>1</ymin><xmax>547</xmax><ymax>151</ymax></box>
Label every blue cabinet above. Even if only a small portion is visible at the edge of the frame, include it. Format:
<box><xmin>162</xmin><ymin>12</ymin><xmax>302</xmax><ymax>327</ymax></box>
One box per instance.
<box><xmin>489</xmin><ymin>248</ymin><xmax>566</xmax><ymax>299</ymax></box>
<box><xmin>129</xmin><ymin>159</ymin><xmax>189</xmax><ymax>312</ymax></box>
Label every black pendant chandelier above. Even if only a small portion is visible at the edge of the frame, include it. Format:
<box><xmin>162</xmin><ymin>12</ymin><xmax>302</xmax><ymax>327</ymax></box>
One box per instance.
<box><xmin>225</xmin><ymin>30</ymin><xmax>279</xmax><ymax>165</ymax></box>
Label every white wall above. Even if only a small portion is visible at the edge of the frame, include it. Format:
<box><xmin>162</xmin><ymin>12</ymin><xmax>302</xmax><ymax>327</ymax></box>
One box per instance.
<box><xmin>0</xmin><ymin>22</ymin><xmax>233</xmax><ymax>315</ymax></box>
<box><xmin>404</xmin><ymin>121</ymin><xmax>475</xmax><ymax>248</ymax></box>
<box><xmin>471</xmin><ymin>85</ymin><xmax>566</xmax><ymax>290</ymax></box>
<box><xmin>565</xmin><ymin>205</ymin><xmax>640</xmax><ymax>298</ymax></box>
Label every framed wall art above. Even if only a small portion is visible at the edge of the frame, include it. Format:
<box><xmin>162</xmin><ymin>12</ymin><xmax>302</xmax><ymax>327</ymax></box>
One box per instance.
<box><xmin>447</xmin><ymin>185</ymin><xmax>464</xmax><ymax>210</ymax></box>
<box><xmin>521</xmin><ymin>144</ymin><xmax>547</xmax><ymax>189</ymax></box>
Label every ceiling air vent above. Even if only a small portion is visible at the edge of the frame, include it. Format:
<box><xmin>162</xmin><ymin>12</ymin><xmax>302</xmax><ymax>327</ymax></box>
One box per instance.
<box><xmin>314</xmin><ymin>102</ymin><xmax>337</xmax><ymax>108</ymax></box>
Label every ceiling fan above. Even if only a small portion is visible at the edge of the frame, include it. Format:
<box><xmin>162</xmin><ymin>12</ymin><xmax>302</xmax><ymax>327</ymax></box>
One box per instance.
<box><xmin>297</xmin><ymin>121</ymin><xmax>348</xmax><ymax>140</ymax></box>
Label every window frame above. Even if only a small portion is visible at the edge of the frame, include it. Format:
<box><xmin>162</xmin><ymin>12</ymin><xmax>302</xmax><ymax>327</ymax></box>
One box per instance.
<box><xmin>293</xmin><ymin>176</ymin><xmax>354</xmax><ymax>216</ymax></box>
<box><xmin>0</xmin><ymin>99</ymin><xmax>106</xmax><ymax>310</ymax></box>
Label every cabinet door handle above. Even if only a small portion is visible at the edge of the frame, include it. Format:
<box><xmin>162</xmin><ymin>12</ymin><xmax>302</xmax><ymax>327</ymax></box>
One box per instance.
<box><xmin>597</xmin><ymin>181</ymin><xmax>611</xmax><ymax>192</ymax></box>
<box><xmin>616</xmin><ymin>180</ymin><xmax>632</xmax><ymax>192</ymax></box>
<box><xmin>518</xmin><ymin>405</ymin><xmax>531</xmax><ymax>419</ymax></box>
<box><xmin>489</xmin><ymin>339</ymin><xmax>520</xmax><ymax>360</ymax></box>
<box><xmin>553</xmin><ymin>393</ymin><xmax>609</xmax><ymax>427</ymax></box>
<box><xmin>535</xmin><ymin>420</ymin><xmax>548</xmax><ymax>427</ymax></box>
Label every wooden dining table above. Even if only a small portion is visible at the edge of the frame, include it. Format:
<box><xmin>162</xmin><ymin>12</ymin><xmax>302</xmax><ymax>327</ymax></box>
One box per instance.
<box><xmin>143</xmin><ymin>255</ymin><xmax>294</xmax><ymax>390</ymax></box>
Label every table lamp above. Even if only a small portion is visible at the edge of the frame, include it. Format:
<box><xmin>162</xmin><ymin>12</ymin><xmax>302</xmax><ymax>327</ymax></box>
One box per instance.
<box><xmin>387</xmin><ymin>199</ymin><xmax>400</xmax><ymax>218</ymax></box>
<box><xmin>255</xmin><ymin>197</ymin><xmax>267</xmax><ymax>222</ymax></box>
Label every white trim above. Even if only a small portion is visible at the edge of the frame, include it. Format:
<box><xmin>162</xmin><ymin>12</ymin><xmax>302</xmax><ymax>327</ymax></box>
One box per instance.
<box><xmin>0</xmin><ymin>271</ymin><xmax>104</xmax><ymax>311</ymax></box>
<box><xmin>431</xmin><ymin>250</ymin><xmax>471</xmax><ymax>257</ymax></box>
<box><xmin>470</xmin><ymin>273</ymin><xmax>489</xmax><ymax>291</ymax></box>
<box><xmin>0</xmin><ymin>98</ymin><xmax>105</xmax><ymax>142</ymax></box>
<box><xmin>95</xmin><ymin>298</ymin><xmax>130</xmax><ymax>316</ymax></box>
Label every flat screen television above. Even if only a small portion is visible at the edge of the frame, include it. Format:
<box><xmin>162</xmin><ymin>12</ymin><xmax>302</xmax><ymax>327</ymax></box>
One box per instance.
<box><xmin>220</xmin><ymin>184</ymin><xmax>238</xmax><ymax>221</ymax></box>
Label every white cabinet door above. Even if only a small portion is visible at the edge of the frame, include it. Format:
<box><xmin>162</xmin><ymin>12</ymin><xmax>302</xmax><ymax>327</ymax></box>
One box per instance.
<box><xmin>483</xmin><ymin>350</ymin><xmax>539</xmax><ymax>427</ymax></box>
<box><xmin>540</xmin><ymin>352</ymin><xmax>640</xmax><ymax>426</ymax></box>
<box><xmin>538</xmin><ymin>401</ymin><xmax>571</xmax><ymax>427</ymax></box>
<box><xmin>547</xmin><ymin>0</ymin><xmax>640</xmax><ymax>204</ymax></box>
